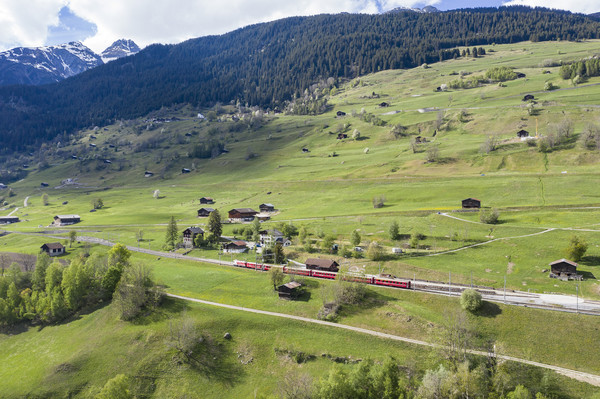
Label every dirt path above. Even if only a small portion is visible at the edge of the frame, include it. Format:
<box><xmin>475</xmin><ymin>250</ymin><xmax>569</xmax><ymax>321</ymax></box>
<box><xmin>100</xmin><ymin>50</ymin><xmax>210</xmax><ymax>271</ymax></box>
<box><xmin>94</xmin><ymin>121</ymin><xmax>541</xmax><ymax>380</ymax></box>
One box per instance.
<box><xmin>23</xmin><ymin>196</ymin><xmax>29</xmax><ymax>207</ymax></box>
<box><xmin>7</xmin><ymin>207</ymin><xmax>18</xmax><ymax>217</ymax></box>
<box><xmin>167</xmin><ymin>293</ymin><xmax>600</xmax><ymax>387</ymax></box>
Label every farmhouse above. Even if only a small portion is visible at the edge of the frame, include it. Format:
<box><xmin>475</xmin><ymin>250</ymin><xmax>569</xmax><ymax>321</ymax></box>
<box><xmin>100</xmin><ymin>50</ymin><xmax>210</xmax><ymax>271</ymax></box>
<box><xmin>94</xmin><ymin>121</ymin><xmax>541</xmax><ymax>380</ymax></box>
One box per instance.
<box><xmin>337</xmin><ymin>133</ymin><xmax>348</xmax><ymax>139</ymax></box>
<box><xmin>40</xmin><ymin>182</ymin><xmax>49</xmax><ymax>187</ymax></box>
<box><xmin>200</xmin><ymin>197</ymin><xmax>215</xmax><ymax>204</ymax></box>
<box><xmin>278</xmin><ymin>281</ymin><xmax>302</xmax><ymax>300</ymax></box>
<box><xmin>522</xmin><ymin>94</ymin><xmax>535</xmax><ymax>101</ymax></box>
<box><xmin>517</xmin><ymin>129</ymin><xmax>529</xmax><ymax>138</ymax></box>
<box><xmin>182</xmin><ymin>168</ymin><xmax>191</xmax><ymax>174</ymax></box>
<box><xmin>461</xmin><ymin>198</ymin><xmax>481</xmax><ymax>209</ymax></box>
<box><xmin>228</xmin><ymin>208</ymin><xmax>258</xmax><ymax>222</ymax></box>
<box><xmin>305</xmin><ymin>258</ymin><xmax>339</xmax><ymax>272</ymax></box>
<box><xmin>259</xmin><ymin>203</ymin><xmax>275</xmax><ymax>213</ymax></box>
<box><xmin>0</xmin><ymin>216</ymin><xmax>19</xmax><ymax>224</ymax></box>
<box><xmin>197</xmin><ymin>207</ymin><xmax>215</xmax><ymax>217</ymax></box>
<box><xmin>41</xmin><ymin>242</ymin><xmax>65</xmax><ymax>257</ymax></box>
<box><xmin>144</xmin><ymin>171</ymin><xmax>154</xmax><ymax>177</ymax></box>
<box><xmin>336</xmin><ymin>111</ymin><xmax>346</xmax><ymax>117</ymax></box>
<box><xmin>549</xmin><ymin>259</ymin><xmax>581</xmax><ymax>280</ymax></box>
<box><xmin>183</xmin><ymin>227</ymin><xmax>204</xmax><ymax>248</ymax></box>
<box><xmin>379</xmin><ymin>102</ymin><xmax>390</xmax><ymax>107</ymax></box>
<box><xmin>222</xmin><ymin>241</ymin><xmax>248</xmax><ymax>253</ymax></box>
<box><xmin>259</xmin><ymin>229</ymin><xmax>284</xmax><ymax>246</ymax></box>
<box><xmin>53</xmin><ymin>215</ymin><xmax>81</xmax><ymax>226</ymax></box>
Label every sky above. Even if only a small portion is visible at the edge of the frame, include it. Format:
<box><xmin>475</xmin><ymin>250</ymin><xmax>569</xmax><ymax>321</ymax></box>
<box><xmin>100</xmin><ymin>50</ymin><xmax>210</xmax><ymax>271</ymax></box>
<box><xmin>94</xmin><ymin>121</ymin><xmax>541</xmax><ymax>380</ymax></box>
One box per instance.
<box><xmin>0</xmin><ymin>0</ymin><xmax>598</xmax><ymax>54</ymax></box>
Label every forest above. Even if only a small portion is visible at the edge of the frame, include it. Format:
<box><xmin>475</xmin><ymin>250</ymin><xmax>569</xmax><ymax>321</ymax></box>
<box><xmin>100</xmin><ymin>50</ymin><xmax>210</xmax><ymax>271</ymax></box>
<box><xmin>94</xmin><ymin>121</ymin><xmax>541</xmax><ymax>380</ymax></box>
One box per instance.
<box><xmin>0</xmin><ymin>6</ymin><xmax>599</xmax><ymax>151</ymax></box>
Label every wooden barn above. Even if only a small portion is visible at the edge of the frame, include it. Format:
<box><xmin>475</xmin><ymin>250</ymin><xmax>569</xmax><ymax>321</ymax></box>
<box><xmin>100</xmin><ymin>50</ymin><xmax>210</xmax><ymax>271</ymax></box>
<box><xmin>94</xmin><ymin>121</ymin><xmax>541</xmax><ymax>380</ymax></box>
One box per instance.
<box><xmin>53</xmin><ymin>215</ymin><xmax>81</xmax><ymax>226</ymax></box>
<box><xmin>522</xmin><ymin>94</ymin><xmax>535</xmax><ymax>101</ymax></box>
<box><xmin>197</xmin><ymin>207</ymin><xmax>215</xmax><ymax>217</ymax></box>
<box><xmin>41</xmin><ymin>242</ymin><xmax>65</xmax><ymax>257</ymax></box>
<box><xmin>461</xmin><ymin>198</ymin><xmax>481</xmax><ymax>209</ymax></box>
<box><xmin>278</xmin><ymin>281</ymin><xmax>302</xmax><ymax>300</ymax></box>
<box><xmin>305</xmin><ymin>258</ymin><xmax>339</xmax><ymax>272</ymax></box>
<box><xmin>517</xmin><ymin>129</ymin><xmax>529</xmax><ymax>138</ymax></box>
<box><xmin>0</xmin><ymin>216</ymin><xmax>19</xmax><ymax>224</ymax></box>
<box><xmin>336</xmin><ymin>111</ymin><xmax>346</xmax><ymax>117</ymax></box>
<box><xmin>228</xmin><ymin>208</ymin><xmax>258</xmax><ymax>222</ymax></box>
<box><xmin>259</xmin><ymin>203</ymin><xmax>275</xmax><ymax>213</ymax></box>
<box><xmin>182</xmin><ymin>227</ymin><xmax>204</xmax><ymax>248</ymax></box>
<box><xmin>549</xmin><ymin>259</ymin><xmax>580</xmax><ymax>280</ymax></box>
<box><xmin>199</xmin><ymin>197</ymin><xmax>214</xmax><ymax>204</ymax></box>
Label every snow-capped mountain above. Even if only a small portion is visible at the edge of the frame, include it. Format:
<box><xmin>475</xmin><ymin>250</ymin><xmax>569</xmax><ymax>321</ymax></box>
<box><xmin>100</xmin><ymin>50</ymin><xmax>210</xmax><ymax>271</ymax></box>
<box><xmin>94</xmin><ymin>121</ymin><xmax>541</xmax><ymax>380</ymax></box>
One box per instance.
<box><xmin>101</xmin><ymin>39</ymin><xmax>141</xmax><ymax>63</ymax></box>
<box><xmin>0</xmin><ymin>39</ymin><xmax>140</xmax><ymax>86</ymax></box>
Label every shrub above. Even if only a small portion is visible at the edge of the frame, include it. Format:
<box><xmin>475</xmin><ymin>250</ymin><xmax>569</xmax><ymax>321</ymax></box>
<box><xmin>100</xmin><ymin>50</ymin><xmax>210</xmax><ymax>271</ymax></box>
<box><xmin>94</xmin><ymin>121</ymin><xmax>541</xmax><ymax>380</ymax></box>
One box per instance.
<box><xmin>460</xmin><ymin>289</ymin><xmax>482</xmax><ymax>312</ymax></box>
<box><xmin>479</xmin><ymin>208</ymin><xmax>499</xmax><ymax>224</ymax></box>
<box><xmin>565</xmin><ymin>235</ymin><xmax>588</xmax><ymax>262</ymax></box>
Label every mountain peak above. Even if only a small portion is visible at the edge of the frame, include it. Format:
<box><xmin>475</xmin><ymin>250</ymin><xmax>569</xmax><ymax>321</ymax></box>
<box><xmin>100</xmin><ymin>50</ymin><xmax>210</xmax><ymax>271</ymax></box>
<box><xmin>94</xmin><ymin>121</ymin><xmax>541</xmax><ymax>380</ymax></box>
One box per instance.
<box><xmin>101</xmin><ymin>39</ymin><xmax>141</xmax><ymax>63</ymax></box>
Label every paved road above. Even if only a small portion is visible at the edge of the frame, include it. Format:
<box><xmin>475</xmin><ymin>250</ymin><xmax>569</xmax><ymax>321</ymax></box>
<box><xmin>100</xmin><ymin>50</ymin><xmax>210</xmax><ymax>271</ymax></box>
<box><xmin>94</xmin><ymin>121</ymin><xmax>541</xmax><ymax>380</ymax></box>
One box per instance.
<box><xmin>167</xmin><ymin>293</ymin><xmax>600</xmax><ymax>387</ymax></box>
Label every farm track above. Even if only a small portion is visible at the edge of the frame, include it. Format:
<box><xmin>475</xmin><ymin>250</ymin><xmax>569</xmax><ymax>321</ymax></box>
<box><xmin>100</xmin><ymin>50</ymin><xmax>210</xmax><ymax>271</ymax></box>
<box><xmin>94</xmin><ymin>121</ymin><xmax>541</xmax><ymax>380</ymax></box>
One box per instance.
<box><xmin>167</xmin><ymin>293</ymin><xmax>600</xmax><ymax>387</ymax></box>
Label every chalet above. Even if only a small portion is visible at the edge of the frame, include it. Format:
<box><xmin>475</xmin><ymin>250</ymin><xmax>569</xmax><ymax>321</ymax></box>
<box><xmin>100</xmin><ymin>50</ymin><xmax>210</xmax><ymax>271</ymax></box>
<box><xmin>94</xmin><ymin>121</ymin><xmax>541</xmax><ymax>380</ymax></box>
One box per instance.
<box><xmin>259</xmin><ymin>203</ymin><xmax>275</xmax><ymax>213</ymax></box>
<box><xmin>549</xmin><ymin>259</ymin><xmax>580</xmax><ymax>280</ymax></box>
<box><xmin>305</xmin><ymin>258</ymin><xmax>339</xmax><ymax>272</ymax></box>
<box><xmin>182</xmin><ymin>227</ymin><xmax>204</xmax><ymax>248</ymax></box>
<box><xmin>200</xmin><ymin>197</ymin><xmax>215</xmax><ymax>204</ymax></box>
<box><xmin>197</xmin><ymin>207</ymin><xmax>215</xmax><ymax>217</ymax></box>
<box><xmin>278</xmin><ymin>281</ymin><xmax>302</xmax><ymax>300</ymax></box>
<box><xmin>228</xmin><ymin>208</ymin><xmax>258</xmax><ymax>222</ymax></box>
<box><xmin>40</xmin><ymin>182</ymin><xmax>49</xmax><ymax>187</ymax></box>
<box><xmin>336</xmin><ymin>111</ymin><xmax>346</xmax><ymax>117</ymax></box>
<box><xmin>461</xmin><ymin>198</ymin><xmax>481</xmax><ymax>209</ymax></box>
<box><xmin>222</xmin><ymin>241</ymin><xmax>248</xmax><ymax>253</ymax></box>
<box><xmin>516</xmin><ymin>72</ymin><xmax>526</xmax><ymax>78</ymax></box>
<box><xmin>259</xmin><ymin>229</ymin><xmax>284</xmax><ymax>247</ymax></box>
<box><xmin>522</xmin><ymin>94</ymin><xmax>535</xmax><ymax>101</ymax></box>
<box><xmin>0</xmin><ymin>216</ymin><xmax>19</xmax><ymax>224</ymax></box>
<box><xmin>255</xmin><ymin>213</ymin><xmax>271</xmax><ymax>221</ymax></box>
<box><xmin>517</xmin><ymin>130</ymin><xmax>529</xmax><ymax>138</ymax></box>
<box><xmin>53</xmin><ymin>215</ymin><xmax>81</xmax><ymax>226</ymax></box>
<box><xmin>144</xmin><ymin>171</ymin><xmax>154</xmax><ymax>177</ymax></box>
<box><xmin>275</xmin><ymin>237</ymin><xmax>293</xmax><ymax>247</ymax></box>
<box><xmin>302</xmin><ymin>148</ymin><xmax>310</xmax><ymax>153</ymax></box>
<box><xmin>41</xmin><ymin>242</ymin><xmax>65</xmax><ymax>257</ymax></box>
<box><xmin>379</xmin><ymin>102</ymin><xmax>390</xmax><ymax>107</ymax></box>
<box><xmin>182</xmin><ymin>168</ymin><xmax>191</xmax><ymax>174</ymax></box>
<box><xmin>337</xmin><ymin>133</ymin><xmax>348</xmax><ymax>140</ymax></box>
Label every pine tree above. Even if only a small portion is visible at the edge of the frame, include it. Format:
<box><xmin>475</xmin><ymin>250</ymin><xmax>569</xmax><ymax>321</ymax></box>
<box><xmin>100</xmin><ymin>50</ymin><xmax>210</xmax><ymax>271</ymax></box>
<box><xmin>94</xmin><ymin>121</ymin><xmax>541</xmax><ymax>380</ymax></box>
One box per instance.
<box><xmin>350</xmin><ymin>230</ymin><xmax>361</xmax><ymax>247</ymax></box>
<box><xmin>207</xmin><ymin>210</ymin><xmax>222</xmax><ymax>242</ymax></box>
<box><xmin>164</xmin><ymin>216</ymin><xmax>178</xmax><ymax>249</ymax></box>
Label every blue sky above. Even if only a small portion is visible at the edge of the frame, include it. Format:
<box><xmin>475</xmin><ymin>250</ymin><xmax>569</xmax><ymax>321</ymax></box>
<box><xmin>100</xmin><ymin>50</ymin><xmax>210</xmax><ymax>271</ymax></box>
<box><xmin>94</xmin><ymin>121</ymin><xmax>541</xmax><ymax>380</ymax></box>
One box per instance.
<box><xmin>0</xmin><ymin>0</ymin><xmax>596</xmax><ymax>54</ymax></box>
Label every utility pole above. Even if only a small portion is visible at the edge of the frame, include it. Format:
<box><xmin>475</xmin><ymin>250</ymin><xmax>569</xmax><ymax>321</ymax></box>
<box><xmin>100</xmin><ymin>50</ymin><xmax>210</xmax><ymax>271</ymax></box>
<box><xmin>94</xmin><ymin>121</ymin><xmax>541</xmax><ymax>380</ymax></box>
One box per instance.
<box><xmin>471</xmin><ymin>271</ymin><xmax>473</xmax><ymax>288</ymax></box>
<box><xmin>503</xmin><ymin>276</ymin><xmax>506</xmax><ymax>304</ymax></box>
<box><xmin>449</xmin><ymin>272</ymin><xmax>451</xmax><ymax>294</ymax></box>
<box><xmin>576</xmin><ymin>283</ymin><xmax>579</xmax><ymax>314</ymax></box>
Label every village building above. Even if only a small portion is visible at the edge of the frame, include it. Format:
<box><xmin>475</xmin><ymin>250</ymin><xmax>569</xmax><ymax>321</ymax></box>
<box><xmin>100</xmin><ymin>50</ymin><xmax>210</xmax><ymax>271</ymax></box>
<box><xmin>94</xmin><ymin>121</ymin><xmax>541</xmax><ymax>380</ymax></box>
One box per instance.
<box><xmin>0</xmin><ymin>216</ymin><xmax>19</xmax><ymax>224</ymax></box>
<box><xmin>461</xmin><ymin>198</ymin><xmax>481</xmax><ymax>209</ymax></box>
<box><xmin>549</xmin><ymin>259</ymin><xmax>581</xmax><ymax>280</ymax></box>
<box><xmin>259</xmin><ymin>203</ymin><xmax>275</xmax><ymax>213</ymax></box>
<box><xmin>183</xmin><ymin>227</ymin><xmax>204</xmax><ymax>248</ymax></box>
<box><xmin>182</xmin><ymin>168</ymin><xmax>191</xmax><ymax>173</ymax></box>
<box><xmin>522</xmin><ymin>94</ymin><xmax>535</xmax><ymax>101</ymax></box>
<box><xmin>278</xmin><ymin>281</ymin><xmax>302</xmax><ymax>300</ymax></box>
<box><xmin>222</xmin><ymin>241</ymin><xmax>248</xmax><ymax>253</ymax></box>
<box><xmin>53</xmin><ymin>215</ymin><xmax>81</xmax><ymax>226</ymax></box>
<box><xmin>228</xmin><ymin>208</ymin><xmax>258</xmax><ymax>222</ymax></box>
<box><xmin>197</xmin><ymin>207</ymin><xmax>215</xmax><ymax>217</ymax></box>
<box><xmin>259</xmin><ymin>229</ymin><xmax>284</xmax><ymax>247</ymax></box>
<box><xmin>517</xmin><ymin>129</ymin><xmax>529</xmax><ymax>138</ymax></box>
<box><xmin>144</xmin><ymin>171</ymin><xmax>154</xmax><ymax>177</ymax></box>
<box><xmin>336</xmin><ymin>111</ymin><xmax>346</xmax><ymax>117</ymax></box>
<box><xmin>200</xmin><ymin>197</ymin><xmax>215</xmax><ymax>204</ymax></box>
<box><xmin>41</xmin><ymin>242</ymin><xmax>65</xmax><ymax>257</ymax></box>
<box><xmin>305</xmin><ymin>258</ymin><xmax>339</xmax><ymax>272</ymax></box>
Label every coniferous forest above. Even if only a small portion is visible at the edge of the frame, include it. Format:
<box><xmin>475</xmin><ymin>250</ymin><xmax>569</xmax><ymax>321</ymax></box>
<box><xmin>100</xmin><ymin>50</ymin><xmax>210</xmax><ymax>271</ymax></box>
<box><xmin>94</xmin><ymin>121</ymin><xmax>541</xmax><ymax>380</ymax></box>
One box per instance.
<box><xmin>0</xmin><ymin>6</ymin><xmax>599</xmax><ymax>151</ymax></box>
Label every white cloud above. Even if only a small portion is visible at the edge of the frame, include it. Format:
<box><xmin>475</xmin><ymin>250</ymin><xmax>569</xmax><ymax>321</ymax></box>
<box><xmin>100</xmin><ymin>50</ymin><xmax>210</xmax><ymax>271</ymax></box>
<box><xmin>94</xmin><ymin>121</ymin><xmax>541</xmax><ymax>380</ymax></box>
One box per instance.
<box><xmin>502</xmin><ymin>0</ymin><xmax>599</xmax><ymax>14</ymax></box>
<box><xmin>0</xmin><ymin>0</ymin><xmax>66</xmax><ymax>50</ymax></box>
<box><xmin>0</xmin><ymin>0</ymin><xmax>440</xmax><ymax>53</ymax></box>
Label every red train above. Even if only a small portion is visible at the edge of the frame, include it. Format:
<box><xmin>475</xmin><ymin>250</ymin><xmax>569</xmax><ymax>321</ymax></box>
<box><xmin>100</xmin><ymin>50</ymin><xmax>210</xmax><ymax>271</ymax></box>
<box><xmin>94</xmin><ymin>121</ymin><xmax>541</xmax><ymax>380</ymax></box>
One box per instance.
<box><xmin>233</xmin><ymin>260</ymin><xmax>411</xmax><ymax>289</ymax></box>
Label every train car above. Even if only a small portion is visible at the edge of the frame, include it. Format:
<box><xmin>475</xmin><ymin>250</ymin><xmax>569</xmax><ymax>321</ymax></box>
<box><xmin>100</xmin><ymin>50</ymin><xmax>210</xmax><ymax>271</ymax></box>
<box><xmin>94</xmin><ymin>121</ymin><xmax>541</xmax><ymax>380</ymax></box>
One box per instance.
<box><xmin>233</xmin><ymin>260</ymin><xmax>247</xmax><ymax>268</ymax></box>
<box><xmin>342</xmin><ymin>274</ymin><xmax>374</xmax><ymax>284</ymax></box>
<box><xmin>283</xmin><ymin>266</ymin><xmax>311</xmax><ymax>276</ymax></box>
<box><xmin>311</xmin><ymin>270</ymin><xmax>337</xmax><ymax>279</ymax></box>
<box><xmin>373</xmin><ymin>277</ymin><xmax>411</xmax><ymax>289</ymax></box>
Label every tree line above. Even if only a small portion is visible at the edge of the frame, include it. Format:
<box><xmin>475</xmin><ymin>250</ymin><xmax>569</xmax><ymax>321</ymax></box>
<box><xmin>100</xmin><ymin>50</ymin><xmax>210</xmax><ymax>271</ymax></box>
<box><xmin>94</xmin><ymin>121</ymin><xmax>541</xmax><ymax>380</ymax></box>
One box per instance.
<box><xmin>0</xmin><ymin>7</ymin><xmax>599</xmax><ymax>151</ymax></box>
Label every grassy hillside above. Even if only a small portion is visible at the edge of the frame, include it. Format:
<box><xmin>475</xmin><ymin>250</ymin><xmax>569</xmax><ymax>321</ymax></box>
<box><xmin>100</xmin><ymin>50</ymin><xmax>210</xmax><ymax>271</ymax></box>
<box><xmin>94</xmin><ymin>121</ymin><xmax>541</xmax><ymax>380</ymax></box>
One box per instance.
<box><xmin>2</xmin><ymin>39</ymin><xmax>600</xmax><ymax>397</ymax></box>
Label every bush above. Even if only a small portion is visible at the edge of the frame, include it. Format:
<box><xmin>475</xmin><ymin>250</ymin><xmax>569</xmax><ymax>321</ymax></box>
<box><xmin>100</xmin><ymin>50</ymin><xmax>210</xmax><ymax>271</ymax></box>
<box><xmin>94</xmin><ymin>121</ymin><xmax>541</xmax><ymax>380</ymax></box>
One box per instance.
<box><xmin>460</xmin><ymin>289</ymin><xmax>482</xmax><ymax>312</ymax></box>
<box><xmin>565</xmin><ymin>235</ymin><xmax>588</xmax><ymax>262</ymax></box>
<box><xmin>479</xmin><ymin>208</ymin><xmax>499</xmax><ymax>224</ymax></box>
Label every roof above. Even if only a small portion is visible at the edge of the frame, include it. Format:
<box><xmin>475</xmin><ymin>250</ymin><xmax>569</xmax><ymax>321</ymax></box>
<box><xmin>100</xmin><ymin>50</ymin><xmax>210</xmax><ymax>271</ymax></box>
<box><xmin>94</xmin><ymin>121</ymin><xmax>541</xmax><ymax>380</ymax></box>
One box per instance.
<box><xmin>283</xmin><ymin>281</ymin><xmax>302</xmax><ymax>289</ymax></box>
<box><xmin>198</xmin><ymin>207</ymin><xmax>215</xmax><ymax>212</ymax></box>
<box><xmin>229</xmin><ymin>208</ymin><xmax>257</xmax><ymax>214</ymax></box>
<box><xmin>200</xmin><ymin>196</ymin><xmax>213</xmax><ymax>200</ymax></box>
<box><xmin>305</xmin><ymin>258</ymin><xmax>339</xmax><ymax>268</ymax></box>
<box><xmin>0</xmin><ymin>216</ymin><xmax>18</xmax><ymax>220</ymax></box>
<box><xmin>260</xmin><ymin>203</ymin><xmax>274</xmax><ymax>207</ymax></box>
<box><xmin>55</xmin><ymin>214</ymin><xmax>80</xmax><ymax>219</ymax></box>
<box><xmin>42</xmin><ymin>242</ymin><xmax>64</xmax><ymax>250</ymax></box>
<box><xmin>260</xmin><ymin>229</ymin><xmax>283</xmax><ymax>236</ymax></box>
<box><xmin>184</xmin><ymin>227</ymin><xmax>204</xmax><ymax>234</ymax></box>
<box><xmin>223</xmin><ymin>241</ymin><xmax>247</xmax><ymax>247</ymax></box>
<box><xmin>462</xmin><ymin>198</ymin><xmax>480</xmax><ymax>202</ymax></box>
<box><xmin>549</xmin><ymin>258</ymin><xmax>578</xmax><ymax>267</ymax></box>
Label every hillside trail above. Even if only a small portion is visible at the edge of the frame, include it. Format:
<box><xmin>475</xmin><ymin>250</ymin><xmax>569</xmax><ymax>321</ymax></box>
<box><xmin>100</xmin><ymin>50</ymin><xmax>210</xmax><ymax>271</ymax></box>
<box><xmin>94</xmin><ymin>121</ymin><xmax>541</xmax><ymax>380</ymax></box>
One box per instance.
<box><xmin>7</xmin><ymin>207</ymin><xmax>18</xmax><ymax>217</ymax></box>
<box><xmin>167</xmin><ymin>293</ymin><xmax>600</xmax><ymax>387</ymax></box>
<box><xmin>23</xmin><ymin>196</ymin><xmax>29</xmax><ymax>207</ymax></box>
